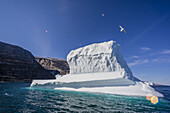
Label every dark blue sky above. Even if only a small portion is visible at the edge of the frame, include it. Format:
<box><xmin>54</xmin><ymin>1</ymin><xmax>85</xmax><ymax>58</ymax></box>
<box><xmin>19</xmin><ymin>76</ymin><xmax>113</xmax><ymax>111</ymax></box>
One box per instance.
<box><xmin>0</xmin><ymin>0</ymin><xmax>170</xmax><ymax>85</ymax></box>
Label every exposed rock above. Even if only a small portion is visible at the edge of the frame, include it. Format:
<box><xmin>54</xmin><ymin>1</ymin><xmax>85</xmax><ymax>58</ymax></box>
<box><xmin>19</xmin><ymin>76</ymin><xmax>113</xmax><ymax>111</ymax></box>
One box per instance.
<box><xmin>35</xmin><ymin>57</ymin><xmax>70</xmax><ymax>75</ymax></box>
<box><xmin>0</xmin><ymin>41</ymin><xmax>55</xmax><ymax>82</ymax></box>
<box><xmin>67</xmin><ymin>40</ymin><xmax>136</xmax><ymax>80</ymax></box>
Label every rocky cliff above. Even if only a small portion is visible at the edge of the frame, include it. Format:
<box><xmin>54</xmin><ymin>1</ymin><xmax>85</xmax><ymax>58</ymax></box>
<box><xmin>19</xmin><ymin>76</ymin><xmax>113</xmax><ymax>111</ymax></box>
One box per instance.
<box><xmin>0</xmin><ymin>41</ymin><xmax>55</xmax><ymax>82</ymax></box>
<box><xmin>35</xmin><ymin>57</ymin><xmax>70</xmax><ymax>75</ymax></box>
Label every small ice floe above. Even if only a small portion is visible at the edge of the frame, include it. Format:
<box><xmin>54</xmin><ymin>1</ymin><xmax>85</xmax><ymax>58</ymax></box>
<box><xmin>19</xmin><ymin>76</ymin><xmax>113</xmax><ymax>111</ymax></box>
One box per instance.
<box><xmin>5</xmin><ymin>93</ymin><xmax>8</xmax><ymax>96</ymax></box>
<box><xmin>5</xmin><ymin>93</ymin><xmax>13</xmax><ymax>96</ymax></box>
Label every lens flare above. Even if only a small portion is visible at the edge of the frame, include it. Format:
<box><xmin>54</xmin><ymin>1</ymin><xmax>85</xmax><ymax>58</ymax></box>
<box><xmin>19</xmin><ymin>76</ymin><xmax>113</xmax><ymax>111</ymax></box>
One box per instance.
<box><xmin>146</xmin><ymin>94</ymin><xmax>159</xmax><ymax>104</ymax></box>
<box><xmin>150</xmin><ymin>96</ymin><xmax>159</xmax><ymax>104</ymax></box>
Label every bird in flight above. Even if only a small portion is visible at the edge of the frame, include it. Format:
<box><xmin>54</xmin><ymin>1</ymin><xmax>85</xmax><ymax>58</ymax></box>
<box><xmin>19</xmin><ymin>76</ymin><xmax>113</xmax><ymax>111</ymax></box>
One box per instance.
<box><xmin>119</xmin><ymin>25</ymin><xmax>127</xmax><ymax>33</ymax></box>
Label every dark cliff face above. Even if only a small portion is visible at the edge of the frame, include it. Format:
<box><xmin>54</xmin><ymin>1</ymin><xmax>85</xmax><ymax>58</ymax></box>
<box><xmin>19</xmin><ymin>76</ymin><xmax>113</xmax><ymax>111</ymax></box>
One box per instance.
<box><xmin>35</xmin><ymin>57</ymin><xmax>70</xmax><ymax>75</ymax></box>
<box><xmin>0</xmin><ymin>41</ymin><xmax>55</xmax><ymax>82</ymax></box>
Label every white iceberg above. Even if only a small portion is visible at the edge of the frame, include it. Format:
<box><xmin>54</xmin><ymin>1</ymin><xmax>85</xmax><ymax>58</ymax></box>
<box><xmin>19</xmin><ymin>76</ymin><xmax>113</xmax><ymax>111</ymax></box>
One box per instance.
<box><xmin>67</xmin><ymin>41</ymin><xmax>135</xmax><ymax>80</ymax></box>
<box><xmin>31</xmin><ymin>41</ymin><xmax>163</xmax><ymax>97</ymax></box>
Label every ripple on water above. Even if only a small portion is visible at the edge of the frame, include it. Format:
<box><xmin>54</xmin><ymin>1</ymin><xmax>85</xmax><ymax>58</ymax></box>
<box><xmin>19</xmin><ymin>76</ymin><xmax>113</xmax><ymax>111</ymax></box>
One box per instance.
<box><xmin>1</xmin><ymin>83</ymin><xmax>170</xmax><ymax>112</ymax></box>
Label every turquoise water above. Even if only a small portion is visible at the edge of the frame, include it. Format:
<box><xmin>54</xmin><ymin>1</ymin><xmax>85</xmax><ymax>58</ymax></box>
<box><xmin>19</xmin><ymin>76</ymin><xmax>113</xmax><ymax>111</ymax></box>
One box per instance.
<box><xmin>0</xmin><ymin>83</ymin><xmax>170</xmax><ymax>112</ymax></box>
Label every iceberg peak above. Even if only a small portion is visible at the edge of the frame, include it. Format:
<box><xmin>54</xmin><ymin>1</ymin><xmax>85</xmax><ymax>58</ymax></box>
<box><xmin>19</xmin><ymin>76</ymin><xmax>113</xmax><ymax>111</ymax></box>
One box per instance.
<box><xmin>67</xmin><ymin>40</ymin><xmax>134</xmax><ymax>80</ymax></box>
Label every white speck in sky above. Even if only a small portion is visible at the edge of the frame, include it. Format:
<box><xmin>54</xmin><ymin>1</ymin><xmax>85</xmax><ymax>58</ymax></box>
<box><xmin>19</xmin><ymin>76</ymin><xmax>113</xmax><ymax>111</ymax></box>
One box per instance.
<box><xmin>102</xmin><ymin>13</ymin><xmax>104</xmax><ymax>16</ymax></box>
<box><xmin>45</xmin><ymin>30</ymin><xmax>48</xmax><ymax>32</ymax></box>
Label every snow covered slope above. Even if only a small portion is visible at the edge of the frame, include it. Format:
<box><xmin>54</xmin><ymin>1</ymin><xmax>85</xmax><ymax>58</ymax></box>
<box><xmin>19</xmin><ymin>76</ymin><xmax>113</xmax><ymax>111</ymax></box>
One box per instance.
<box><xmin>67</xmin><ymin>41</ymin><xmax>134</xmax><ymax>80</ymax></box>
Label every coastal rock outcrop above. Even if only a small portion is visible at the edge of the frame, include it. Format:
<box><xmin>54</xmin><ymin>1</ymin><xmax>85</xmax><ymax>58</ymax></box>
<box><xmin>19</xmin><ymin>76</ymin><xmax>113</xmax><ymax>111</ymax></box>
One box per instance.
<box><xmin>35</xmin><ymin>57</ymin><xmax>70</xmax><ymax>75</ymax></box>
<box><xmin>67</xmin><ymin>41</ymin><xmax>135</xmax><ymax>80</ymax></box>
<box><xmin>0</xmin><ymin>41</ymin><xmax>55</xmax><ymax>82</ymax></box>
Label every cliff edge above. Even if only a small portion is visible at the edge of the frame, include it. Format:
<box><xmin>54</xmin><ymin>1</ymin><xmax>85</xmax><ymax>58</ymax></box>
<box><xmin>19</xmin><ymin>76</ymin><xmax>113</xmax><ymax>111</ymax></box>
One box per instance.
<box><xmin>0</xmin><ymin>41</ymin><xmax>55</xmax><ymax>82</ymax></box>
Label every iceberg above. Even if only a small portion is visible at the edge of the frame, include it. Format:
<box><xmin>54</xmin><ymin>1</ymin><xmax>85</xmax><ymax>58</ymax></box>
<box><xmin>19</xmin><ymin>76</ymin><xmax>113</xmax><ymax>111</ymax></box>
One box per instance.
<box><xmin>67</xmin><ymin>41</ymin><xmax>134</xmax><ymax>80</ymax></box>
<box><xmin>31</xmin><ymin>41</ymin><xmax>163</xmax><ymax>97</ymax></box>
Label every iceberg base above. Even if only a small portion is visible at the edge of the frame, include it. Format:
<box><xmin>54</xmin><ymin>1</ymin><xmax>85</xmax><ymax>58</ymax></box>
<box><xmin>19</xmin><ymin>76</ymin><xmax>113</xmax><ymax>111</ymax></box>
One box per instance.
<box><xmin>30</xmin><ymin>79</ymin><xmax>163</xmax><ymax>97</ymax></box>
<box><xmin>54</xmin><ymin>82</ymin><xmax>163</xmax><ymax>97</ymax></box>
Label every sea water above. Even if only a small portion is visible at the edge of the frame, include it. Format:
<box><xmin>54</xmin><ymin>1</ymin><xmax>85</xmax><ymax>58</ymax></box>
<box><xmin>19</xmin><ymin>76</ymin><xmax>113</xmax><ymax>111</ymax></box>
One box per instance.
<box><xmin>0</xmin><ymin>83</ymin><xmax>170</xmax><ymax>112</ymax></box>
